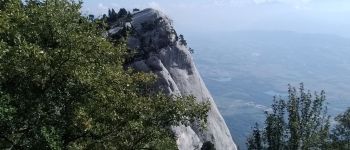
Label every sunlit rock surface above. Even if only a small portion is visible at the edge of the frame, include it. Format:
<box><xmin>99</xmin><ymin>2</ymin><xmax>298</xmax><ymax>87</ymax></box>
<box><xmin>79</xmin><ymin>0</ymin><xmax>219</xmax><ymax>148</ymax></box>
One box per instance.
<box><xmin>111</xmin><ymin>8</ymin><xmax>237</xmax><ymax>150</ymax></box>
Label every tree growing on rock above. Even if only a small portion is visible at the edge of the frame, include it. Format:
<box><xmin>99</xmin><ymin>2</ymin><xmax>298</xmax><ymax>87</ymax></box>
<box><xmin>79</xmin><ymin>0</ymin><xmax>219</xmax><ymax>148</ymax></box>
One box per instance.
<box><xmin>118</xmin><ymin>8</ymin><xmax>128</xmax><ymax>18</ymax></box>
<box><xmin>107</xmin><ymin>8</ymin><xmax>118</xmax><ymax>23</ymax></box>
<box><xmin>133</xmin><ymin>8</ymin><xmax>140</xmax><ymax>13</ymax></box>
<box><xmin>179</xmin><ymin>34</ymin><xmax>188</xmax><ymax>46</ymax></box>
<box><xmin>189</xmin><ymin>48</ymin><xmax>195</xmax><ymax>54</ymax></box>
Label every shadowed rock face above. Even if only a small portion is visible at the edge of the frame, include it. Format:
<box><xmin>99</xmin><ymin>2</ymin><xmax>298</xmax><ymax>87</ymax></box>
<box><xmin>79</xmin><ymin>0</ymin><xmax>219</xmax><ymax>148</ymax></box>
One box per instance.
<box><xmin>119</xmin><ymin>8</ymin><xmax>237</xmax><ymax>150</ymax></box>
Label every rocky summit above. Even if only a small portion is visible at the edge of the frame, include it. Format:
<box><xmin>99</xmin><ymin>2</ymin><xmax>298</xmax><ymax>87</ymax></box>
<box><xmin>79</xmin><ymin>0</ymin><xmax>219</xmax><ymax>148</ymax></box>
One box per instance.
<box><xmin>108</xmin><ymin>8</ymin><xmax>237</xmax><ymax>150</ymax></box>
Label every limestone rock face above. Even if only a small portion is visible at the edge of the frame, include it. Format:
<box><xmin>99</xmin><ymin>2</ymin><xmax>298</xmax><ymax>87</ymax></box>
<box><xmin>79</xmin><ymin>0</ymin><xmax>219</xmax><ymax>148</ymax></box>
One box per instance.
<box><xmin>112</xmin><ymin>8</ymin><xmax>237</xmax><ymax>150</ymax></box>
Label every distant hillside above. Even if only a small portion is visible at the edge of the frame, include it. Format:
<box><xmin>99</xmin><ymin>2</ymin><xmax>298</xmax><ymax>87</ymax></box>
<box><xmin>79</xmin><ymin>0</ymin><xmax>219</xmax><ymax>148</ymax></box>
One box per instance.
<box><xmin>187</xmin><ymin>31</ymin><xmax>350</xmax><ymax>149</ymax></box>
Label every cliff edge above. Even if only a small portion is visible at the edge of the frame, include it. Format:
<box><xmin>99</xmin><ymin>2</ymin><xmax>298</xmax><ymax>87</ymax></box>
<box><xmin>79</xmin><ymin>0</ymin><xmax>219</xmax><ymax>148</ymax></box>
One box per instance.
<box><xmin>108</xmin><ymin>8</ymin><xmax>237</xmax><ymax>150</ymax></box>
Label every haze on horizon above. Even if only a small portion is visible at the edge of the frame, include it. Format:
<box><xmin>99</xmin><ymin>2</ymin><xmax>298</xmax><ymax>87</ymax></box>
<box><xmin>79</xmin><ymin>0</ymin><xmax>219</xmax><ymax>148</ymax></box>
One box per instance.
<box><xmin>83</xmin><ymin>0</ymin><xmax>350</xmax><ymax>38</ymax></box>
<box><xmin>83</xmin><ymin>1</ymin><xmax>350</xmax><ymax>149</ymax></box>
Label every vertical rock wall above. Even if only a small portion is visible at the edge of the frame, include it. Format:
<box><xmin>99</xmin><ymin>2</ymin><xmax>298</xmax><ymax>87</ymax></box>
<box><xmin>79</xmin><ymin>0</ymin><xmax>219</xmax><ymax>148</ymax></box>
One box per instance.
<box><xmin>117</xmin><ymin>8</ymin><xmax>237</xmax><ymax>150</ymax></box>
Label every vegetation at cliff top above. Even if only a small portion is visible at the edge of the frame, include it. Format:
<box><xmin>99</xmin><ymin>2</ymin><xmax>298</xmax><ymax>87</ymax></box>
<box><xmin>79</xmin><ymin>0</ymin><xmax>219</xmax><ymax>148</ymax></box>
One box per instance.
<box><xmin>0</xmin><ymin>0</ymin><xmax>210</xmax><ymax>149</ymax></box>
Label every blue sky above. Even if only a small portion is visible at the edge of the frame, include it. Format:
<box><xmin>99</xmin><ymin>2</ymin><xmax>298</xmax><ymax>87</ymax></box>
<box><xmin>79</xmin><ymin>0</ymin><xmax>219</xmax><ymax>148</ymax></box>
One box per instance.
<box><xmin>82</xmin><ymin>0</ymin><xmax>350</xmax><ymax>37</ymax></box>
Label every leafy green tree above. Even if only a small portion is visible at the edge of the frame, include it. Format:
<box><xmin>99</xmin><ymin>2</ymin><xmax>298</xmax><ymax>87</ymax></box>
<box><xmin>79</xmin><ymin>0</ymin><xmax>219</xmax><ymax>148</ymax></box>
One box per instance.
<box><xmin>330</xmin><ymin>107</ymin><xmax>350</xmax><ymax>149</ymax></box>
<box><xmin>247</xmin><ymin>83</ymin><xmax>330</xmax><ymax>150</ymax></box>
<box><xmin>0</xmin><ymin>0</ymin><xmax>210</xmax><ymax>149</ymax></box>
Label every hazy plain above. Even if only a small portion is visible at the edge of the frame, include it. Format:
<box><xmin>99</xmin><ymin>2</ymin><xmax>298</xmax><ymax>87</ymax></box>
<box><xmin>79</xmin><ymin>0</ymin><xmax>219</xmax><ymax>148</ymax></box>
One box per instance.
<box><xmin>188</xmin><ymin>31</ymin><xmax>350</xmax><ymax>149</ymax></box>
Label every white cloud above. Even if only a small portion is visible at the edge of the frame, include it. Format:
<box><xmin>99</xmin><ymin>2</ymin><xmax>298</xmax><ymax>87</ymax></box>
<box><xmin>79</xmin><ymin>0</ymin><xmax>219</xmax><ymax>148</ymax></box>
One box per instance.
<box><xmin>148</xmin><ymin>1</ymin><xmax>163</xmax><ymax>11</ymax></box>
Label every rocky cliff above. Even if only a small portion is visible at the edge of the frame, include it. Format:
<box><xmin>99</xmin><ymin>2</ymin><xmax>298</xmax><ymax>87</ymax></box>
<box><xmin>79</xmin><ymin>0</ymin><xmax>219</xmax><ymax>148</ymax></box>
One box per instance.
<box><xmin>108</xmin><ymin>8</ymin><xmax>237</xmax><ymax>150</ymax></box>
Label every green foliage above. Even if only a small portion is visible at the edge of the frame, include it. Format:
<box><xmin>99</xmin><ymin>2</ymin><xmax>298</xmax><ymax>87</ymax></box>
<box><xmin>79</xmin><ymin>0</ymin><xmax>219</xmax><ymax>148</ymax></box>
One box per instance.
<box><xmin>179</xmin><ymin>34</ymin><xmax>187</xmax><ymax>46</ymax></box>
<box><xmin>247</xmin><ymin>123</ymin><xmax>262</xmax><ymax>150</ymax></box>
<box><xmin>189</xmin><ymin>48</ymin><xmax>194</xmax><ymax>54</ymax></box>
<box><xmin>0</xmin><ymin>0</ymin><xmax>210</xmax><ymax>149</ymax></box>
<box><xmin>133</xmin><ymin>8</ymin><xmax>140</xmax><ymax>13</ymax></box>
<box><xmin>106</xmin><ymin>8</ymin><xmax>131</xmax><ymax>25</ymax></box>
<box><xmin>201</xmin><ymin>141</ymin><xmax>216</xmax><ymax>150</ymax></box>
<box><xmin>247</xmin><ymin>83</ymin><xmax>330</xmax><ymax>150</ymax></box>
<box><xmin>118</xmin><ymin>8</ymin><xmax>128</xmax><ymax>18</ymax></box>
<box><xmin>88</xmin><ymin>14</ymin><xmax>94</xmax><ymax>21</ymax></box>
<box><xmin>330</xmin><ymin>107</ymin><xmax>350</xmax><ymax>149</ymax></box>
<box><xmin>107</xmin><ymin>8</ymin><xmax>118</xmax><ymax>23</ymax></box>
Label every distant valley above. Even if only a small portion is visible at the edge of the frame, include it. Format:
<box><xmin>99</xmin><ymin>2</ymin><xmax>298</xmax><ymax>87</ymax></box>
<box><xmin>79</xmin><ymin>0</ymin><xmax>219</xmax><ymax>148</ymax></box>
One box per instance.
<box><xmin>187</xmin><ymin>31</ymin><xmax>350</xmax><ymax>149</ymax></box>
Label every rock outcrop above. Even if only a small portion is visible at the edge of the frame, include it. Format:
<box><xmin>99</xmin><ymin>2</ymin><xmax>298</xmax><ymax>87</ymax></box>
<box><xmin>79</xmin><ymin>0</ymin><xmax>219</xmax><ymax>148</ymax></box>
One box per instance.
<box><xmin>108</xmin><ymin>8</ymin><xmax>237</xmax><ymax>150</ymax></box>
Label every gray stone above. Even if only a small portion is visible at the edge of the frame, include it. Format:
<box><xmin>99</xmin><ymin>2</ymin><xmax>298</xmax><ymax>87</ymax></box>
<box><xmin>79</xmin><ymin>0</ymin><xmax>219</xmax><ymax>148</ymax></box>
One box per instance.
<box><xmin>108</xmin><ymin>27</ymin><xmax>123</xmax><ymax>36</ymax></box>
<box><xmin>118</xmin><ymin>8</ymin><xmax>237</xmax><ymax>150</ymax></box>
